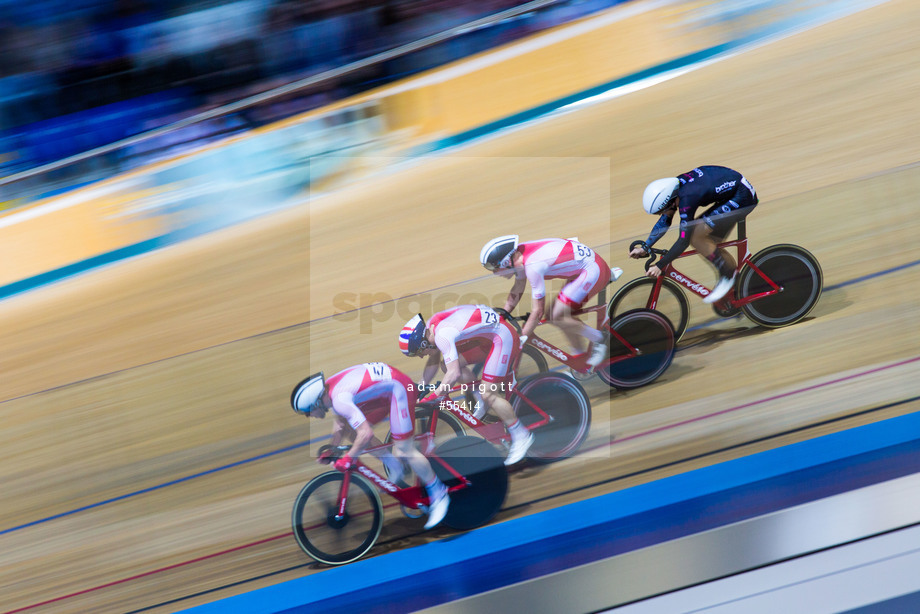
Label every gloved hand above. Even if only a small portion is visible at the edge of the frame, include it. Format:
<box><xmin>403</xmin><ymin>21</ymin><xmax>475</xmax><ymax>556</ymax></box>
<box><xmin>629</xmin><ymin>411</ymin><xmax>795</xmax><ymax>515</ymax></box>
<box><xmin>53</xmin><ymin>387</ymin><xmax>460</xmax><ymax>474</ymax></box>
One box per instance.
<box><xmin>316</xmin><ymin>445</ymin><xmax>335</xmax><ymax>465</ymax></box>
<box><xmin>334</xmin><ymin>454</ymin><xmax>354</xmax><ymax>472</ymax></box>
<box><xmin>417</xmin><ymin>383</ymin><xmax>430</xmax><ymax>401</ymax></box>
<box><xmin>420</xmin><ymin>381</ymin><xmax>441</xmax><ymax>403</ymax></box>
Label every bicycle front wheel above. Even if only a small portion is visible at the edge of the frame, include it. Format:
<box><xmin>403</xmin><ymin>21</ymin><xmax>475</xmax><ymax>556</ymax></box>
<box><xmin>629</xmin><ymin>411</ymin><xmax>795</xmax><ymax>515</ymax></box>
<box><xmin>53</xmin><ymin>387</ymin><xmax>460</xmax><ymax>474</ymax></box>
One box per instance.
<box><xmin>384</xmin><ymin>402</ymin><xmax>466</xmax><ymax>449</ymax></box>
<box><xmin>512</xmin><ymin>373</ymin><xmax>591</xmax><ymax>463</ymax></box>
<box><xmin>292</xmin><ymin>472</ymin><xmax>383</xmax><ymax>566</ymax></box>
<box><xmin>739</xmin><ymin>244</ymin><xmax>823</xmax><ymax>328</ymax></box>
<box><xmin>608</xmin><ymin>276</ymin><xmax>690</xmax><ymax>342</ymax></box>
<box><xmin>517</xmin><ymin>345</ymin><xmax>549</xmax><ymax>380</ymax></box>
<box><xmin>414</xmin><ymin>403</ymin><xmax>466</xmax><ymax>444</ymax></box>
<box><xmin>432</xmin><ymin>436</ymin><xmax>508</xmax><ymax>530</ymax></box>
<box><xmin>600</xmin><ymin>309</ymin><xmax>675</xmax><ymax>390</ymax></box>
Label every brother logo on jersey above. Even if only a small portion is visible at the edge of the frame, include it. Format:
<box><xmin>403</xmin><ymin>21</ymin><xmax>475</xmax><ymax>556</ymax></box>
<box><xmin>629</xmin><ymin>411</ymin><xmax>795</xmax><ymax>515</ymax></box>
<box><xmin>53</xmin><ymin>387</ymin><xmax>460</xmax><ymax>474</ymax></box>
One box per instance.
<box><xmin>670</xmin><ymin>271</ymin><xmax>711</xmax><ymax>296</ymax></box>
<box><xmin>715</xmin><ymin>181</ymin><xmax>736</xmax><ymax>194</ymax></box>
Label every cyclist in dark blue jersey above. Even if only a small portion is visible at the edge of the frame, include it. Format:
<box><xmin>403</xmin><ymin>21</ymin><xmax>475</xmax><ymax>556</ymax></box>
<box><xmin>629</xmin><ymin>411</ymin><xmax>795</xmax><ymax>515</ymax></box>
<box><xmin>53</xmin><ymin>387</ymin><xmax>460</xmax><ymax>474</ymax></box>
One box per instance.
<box><xmin>629</xmin><ymin>165</ymin><xmax>759</xmax><ymax>304</ymax></box>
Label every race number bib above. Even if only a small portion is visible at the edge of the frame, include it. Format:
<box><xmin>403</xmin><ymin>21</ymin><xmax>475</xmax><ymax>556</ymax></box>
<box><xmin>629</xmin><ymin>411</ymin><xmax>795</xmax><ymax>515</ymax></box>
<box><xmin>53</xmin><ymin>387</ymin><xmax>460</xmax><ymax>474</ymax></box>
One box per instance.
<box><xmin>479</xmin><ymin>306</ymin><xmax>500</xmax><ymax>326</ymax></box>
<box><xmin>364</xmin><ymin>362</ymin><xmax>393</xmax><ymax>382</ymax></box>
<box><xmin>573</xmin><ymin>242</ymin><xmax>594</xmax><ymax>261</ymax></box>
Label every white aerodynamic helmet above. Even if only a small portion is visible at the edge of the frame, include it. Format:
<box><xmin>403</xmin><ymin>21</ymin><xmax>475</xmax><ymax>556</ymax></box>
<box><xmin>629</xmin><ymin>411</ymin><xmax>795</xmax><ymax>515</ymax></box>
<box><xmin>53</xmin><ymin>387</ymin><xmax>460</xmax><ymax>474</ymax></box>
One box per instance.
<box><xmin>480</xmin><ymin>235</ymin><xmax>519</xmax><ymax>271</ymax></box>
<box><xmin>642</xmin><ymin>178</ymin><xmax>680</xmax><ymax>215</ymax></box>
<box><xmin>290</xmin><ymin>372</ymin><xmax>326</xmax><ymax>415</ymax></box>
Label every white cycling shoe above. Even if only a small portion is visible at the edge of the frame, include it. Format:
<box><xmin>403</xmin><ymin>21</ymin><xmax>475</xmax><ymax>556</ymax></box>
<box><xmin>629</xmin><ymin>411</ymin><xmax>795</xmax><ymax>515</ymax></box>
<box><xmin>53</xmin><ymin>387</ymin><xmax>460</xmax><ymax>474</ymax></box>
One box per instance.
<box><xmin>703</xmin><ymin>272</ymin><xmax>737</xmax><ymax>304</ymax></box>
<box><xmin>424</xmin><ymin>487</ymin><xmax>450</xmax><ymax>529</ymax></box>
<box><xmin>586</xmin><ymin>341</ymin><xmax>608</xmax><ymax>369</ymax></box>
<box><xmin>504</xmin><ymin>432</ymin><xmax>534</xmax><ymax>466</ymax></box>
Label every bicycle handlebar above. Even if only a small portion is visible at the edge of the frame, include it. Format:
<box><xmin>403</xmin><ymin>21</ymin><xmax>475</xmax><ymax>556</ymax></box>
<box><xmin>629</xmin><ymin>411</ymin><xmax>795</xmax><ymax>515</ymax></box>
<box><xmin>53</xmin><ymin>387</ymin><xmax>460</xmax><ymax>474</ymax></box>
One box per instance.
<box><xmin>629</xmin><ymin>240</ymin><xmax>668</xmax><ymax>272</ymax></box>
<box><xmin>317</xmin><ymin>443</ymin><xmax>352</xmax><ymax>463</ymax></box>
<box><xmin>493</xmin><ymin>307</ymin><xmax>524</xmax><ymax>333</ymax></box>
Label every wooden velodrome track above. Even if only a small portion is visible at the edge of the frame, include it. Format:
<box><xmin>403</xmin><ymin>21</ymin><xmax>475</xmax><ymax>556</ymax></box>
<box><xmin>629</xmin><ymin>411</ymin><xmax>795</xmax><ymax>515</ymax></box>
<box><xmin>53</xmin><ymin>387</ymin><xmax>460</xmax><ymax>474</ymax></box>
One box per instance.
<box><xmin>2</xmin><ymin>1</ymin><xmax>920</xmax><ymax>612</ymax></box>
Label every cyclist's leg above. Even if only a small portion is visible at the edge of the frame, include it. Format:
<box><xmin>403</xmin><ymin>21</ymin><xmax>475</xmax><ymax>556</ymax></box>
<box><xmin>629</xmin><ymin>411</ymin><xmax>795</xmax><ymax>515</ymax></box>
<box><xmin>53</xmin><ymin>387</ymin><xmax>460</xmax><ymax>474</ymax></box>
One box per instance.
<box><xmin>553</xmin><ymin>261</ymin><xmax>609</xmax><ymax>352</ymax></box>
<box><xmin>479</xmin><ymin>322</ymin><xmax>517</xmax><ymax>424</ymax></box>
<box><xmin>394</xmin><ymin>437</ymin><xmax>447</xmax><ymax>528</ymax></box>
<box><xmin>697</xmin><ymin>189</ymin><xmax>758</xmax><ymax>275</ymax></box>
<box><xmin>689</xmin><ymin>221</ymin><xmax>735</xmax><ymax>276</ymax></box>
<box><xmin>480</xmin><ymin>323</ymin><xmax>531</xmax><ymax>441</ymax></box>
<box><xmin>387</xmin><ymin>377</ymin><xmax>444</xmax><ymax>504</ymax></box>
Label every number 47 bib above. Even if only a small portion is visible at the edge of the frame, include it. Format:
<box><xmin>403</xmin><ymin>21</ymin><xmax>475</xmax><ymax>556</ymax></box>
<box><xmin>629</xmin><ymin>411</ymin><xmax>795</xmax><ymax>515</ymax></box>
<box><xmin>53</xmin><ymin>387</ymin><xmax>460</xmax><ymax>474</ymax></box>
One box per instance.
<box><xmin>365</xmin><ymin>362</ymin><xmax>393</xmax><ymax>382</ymax></box>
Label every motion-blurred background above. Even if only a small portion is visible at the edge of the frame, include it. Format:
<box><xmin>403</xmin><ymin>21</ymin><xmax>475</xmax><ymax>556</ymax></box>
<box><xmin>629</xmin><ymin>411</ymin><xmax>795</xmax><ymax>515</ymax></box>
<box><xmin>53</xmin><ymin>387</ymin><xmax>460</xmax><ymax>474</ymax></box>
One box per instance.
<box><xmin>2</xmin><ymin>0</ymin><xmax>919</xmax><ymax>612</ymax></box>
<box><xmin>1</xmin><ymin>0</ymin><xmax>617</xmax><ymax>202</ymax></box>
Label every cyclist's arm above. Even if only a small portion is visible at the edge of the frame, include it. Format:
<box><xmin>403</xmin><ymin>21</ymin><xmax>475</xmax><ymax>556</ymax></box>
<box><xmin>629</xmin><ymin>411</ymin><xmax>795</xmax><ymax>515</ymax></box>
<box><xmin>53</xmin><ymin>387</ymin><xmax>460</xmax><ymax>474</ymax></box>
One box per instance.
<box><xmin>420</xmin><ymin>353</ymin><xmax>440</xmax><ymax>389</ymax></box>
<box><xmin>645</xmin><ymin>211</ymin><xmax>674</xmax><ymax>248</ymax></box>
<box><xmin>431</xmin><ymin>329</ymin><xmax>462</xmax><ymax>394</ymax></box>
<box><xmin>329</xmin><ymin>395</ymin><xmax>372</xmax><ymax>457</ymax></box>
<box><xmin>657</xmin><ymin>204</ymin><xmax>696</xmax><ymax>268</ymax></box>
<box><xmin>346</xmin><ymin>421</ymin><xmax>374</xmax><ymax>460</ymax></box>
<box><xmin>520</xmin><ymin>263</ymin><xmax>548</xmax><ymax>339</ymax></box>
<box><xmin>438</xmin><ymin>356</ymin><xmax>463</xmax><ymax>393</ymax></box>
<box><xmin>503</xmin><ymin>276</ymin><xmax>527</xmax><ymax>312</ymax></box>
<box><xmin>520</xmin><ymin>294</ymin><xmax>545</xmax><ymax>340</ymax></box>
<box><xmin>329</xmin><ymin>415</ymin><xmax>350</xmax><ymax>448</ymax></box>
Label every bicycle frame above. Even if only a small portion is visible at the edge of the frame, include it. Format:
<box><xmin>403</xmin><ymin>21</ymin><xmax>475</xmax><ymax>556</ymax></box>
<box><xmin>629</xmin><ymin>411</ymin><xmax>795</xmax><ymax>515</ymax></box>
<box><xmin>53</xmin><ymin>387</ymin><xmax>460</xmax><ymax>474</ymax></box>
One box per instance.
<box><xmin>647</xmin><ymin>221</ymin><xmax>781</xmax><ymax>308</ymax></box>
<box><xmin>417</xmin><ymin>377</ymin><xmax>559</xmax><ymax>452</ymax></box>
<box><xmin>434</xmin><ymin>390</ymin><xmax>552</xmax><ymax>446</ymax></box>
<box><xmin>524</xmin><ymin>301</ymin><xmax>644</xmax><ymax>373</ymax></box>
<box><xmin>329</xmin><ymin>448</ymin><xmax>471</xmax><ymax>517</ymax></box>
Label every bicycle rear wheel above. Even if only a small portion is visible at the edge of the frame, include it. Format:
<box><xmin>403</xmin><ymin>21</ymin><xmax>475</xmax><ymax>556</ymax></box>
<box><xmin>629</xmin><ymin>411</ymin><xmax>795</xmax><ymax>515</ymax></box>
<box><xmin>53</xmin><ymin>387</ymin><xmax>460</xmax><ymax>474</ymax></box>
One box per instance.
<box><xmin>292</xmin><ymin>471</ymin><xmax>383</xmax><ymax>566</ymax></box>
<box><xmin>468</xmin><ymin>346</ymin><xmax>549</xmax><ymax>424</ymax></box>
<box><xmin>512</xmin><ymin>373</ymin><xmax>591</xmax><ymax>463</ymax></box>
<box><xmin>431</xmin><ymin>436</ymin><xmax>508</xmax><ymax>530</ymax></box>
<box><xmin>739</xmin><ymin>244</ymin><xmax>823</xmax><ymax>328</ymax></box>
<box><xmin>608</xmin><ymin>276</ymin><xmax>690</xmax><ymax>342</ymax></box>
<box><xmin>600</xmin><ymin>308</ymin><xmax>675</xmax><ymax>390</ymax></box>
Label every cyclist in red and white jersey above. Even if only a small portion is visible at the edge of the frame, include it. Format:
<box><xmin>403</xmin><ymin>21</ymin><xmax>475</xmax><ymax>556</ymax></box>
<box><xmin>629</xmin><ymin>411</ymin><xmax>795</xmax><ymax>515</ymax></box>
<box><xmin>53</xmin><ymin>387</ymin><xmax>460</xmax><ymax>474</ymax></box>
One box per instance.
<box><xmin>399</xmin><ymin>305</ymin><xmax>534</xmax><ymax>465</ymax></box>
<box><xmin>291</xmin><ymin>363</ymin><xmax>449</xmax><ymax>529</ymax></box>
<box><xmin>480</xmin><ymin>236</ymin><xmax>618</xmax><ymax>370</ymax></box>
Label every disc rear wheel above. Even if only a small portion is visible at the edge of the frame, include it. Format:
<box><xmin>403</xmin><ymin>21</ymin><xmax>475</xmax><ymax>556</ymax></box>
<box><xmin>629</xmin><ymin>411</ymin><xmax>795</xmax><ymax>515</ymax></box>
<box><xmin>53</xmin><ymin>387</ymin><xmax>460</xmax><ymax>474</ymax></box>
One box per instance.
<box><xmin>599</xmin><ymin>309</ymin><xmax>675</xmax><ymax>390</ymax></box>
<box><xmin>739</xmin><ymin>245</ymin><xmax>823</xmax><ymax>328</ymax></box>
<box><xmin>512</xmin><ymin>373</ymin><xmax>591</xmax><ymax>462</ymax></box>
<box><xmin>431</xmin><ymin>436</ymin><xmax>508</xmax><ymax>530</ymax></box>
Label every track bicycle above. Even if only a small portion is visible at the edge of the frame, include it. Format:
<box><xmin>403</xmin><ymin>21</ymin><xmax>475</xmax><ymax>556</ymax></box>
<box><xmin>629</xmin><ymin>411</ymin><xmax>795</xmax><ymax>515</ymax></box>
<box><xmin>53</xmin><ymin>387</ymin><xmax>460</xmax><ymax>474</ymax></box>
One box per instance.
<box><xmin>408</xmin><ymin>370</ymin><xmax>593</xmax><ymax>464</ymax></box>
<box><xmin>292</xmin><ymin>436</ymin><xmax>507</xmax><ymax>565</ymax></box>
<box><xmin>608</xmin><ymin>220</ymin><xmax>823</xmax><ymax>341</ymax></box>
<box><xmin>513</xmin><ymin>300</ymin><xmax>676</xmax><ymax>391</ymax></box>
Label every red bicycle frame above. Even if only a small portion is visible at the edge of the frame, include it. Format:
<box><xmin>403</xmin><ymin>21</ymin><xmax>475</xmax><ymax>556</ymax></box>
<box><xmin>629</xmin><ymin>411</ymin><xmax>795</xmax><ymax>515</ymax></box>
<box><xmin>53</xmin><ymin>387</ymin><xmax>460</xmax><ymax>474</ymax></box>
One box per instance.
<box><xmin>523</xmin><ymin>298</ymin><xmax>643</xmax><ymax>374</ymax></box>
<box><xmin>330</xmin><ymin>447</ymin><xmax>471</xmax><ymax>515</ymax></box>
<box><xmin>647</xmin><ymin>220</ymin><xmax>781</xmax><ymax>308</ymax></box>
<box><xmin>417</xmin><ymin>379</ymin><xmax>554</xmax><ymax>452</ymax></box>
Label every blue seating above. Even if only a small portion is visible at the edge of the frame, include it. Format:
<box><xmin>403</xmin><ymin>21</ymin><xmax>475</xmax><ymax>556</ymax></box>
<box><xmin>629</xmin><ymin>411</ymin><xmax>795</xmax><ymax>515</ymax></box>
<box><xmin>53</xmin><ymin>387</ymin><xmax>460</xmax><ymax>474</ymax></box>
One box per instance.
<box><xmin>1</xmin><ymin>90</ymin><xmax>189</xmax><ymax>172</ymax></box>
